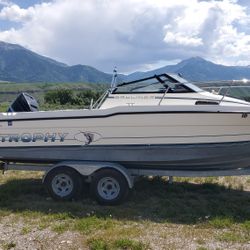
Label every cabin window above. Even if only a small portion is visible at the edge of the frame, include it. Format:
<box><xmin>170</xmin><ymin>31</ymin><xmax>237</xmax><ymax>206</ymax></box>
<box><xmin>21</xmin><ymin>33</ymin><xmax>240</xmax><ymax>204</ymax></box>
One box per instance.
<box><xmin>114</xmin><ymin>79</ymin><xmax>166</xmax><ymax>93</ymax></box>
<box><xmin>165</xmin><ymin>83</ymin><xmax>194</xmax><ymax>93</ymax></box>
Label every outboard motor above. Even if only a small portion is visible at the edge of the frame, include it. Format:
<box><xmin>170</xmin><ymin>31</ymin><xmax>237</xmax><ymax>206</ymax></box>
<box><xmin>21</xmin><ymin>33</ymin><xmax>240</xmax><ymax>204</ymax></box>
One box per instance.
<box><xmin>8</xmin><ymin>93</ymin><xmax>39</xmax><ymax>112</ymax></box>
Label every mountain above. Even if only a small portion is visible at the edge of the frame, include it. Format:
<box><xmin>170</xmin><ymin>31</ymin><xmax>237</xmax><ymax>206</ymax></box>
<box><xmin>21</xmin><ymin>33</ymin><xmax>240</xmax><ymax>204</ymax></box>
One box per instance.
<box><xmin>126</xmin><ymin>57</ymin><xmax>250</xmax><ymax>82</ymax></box>
<box><xmin>1</xmin><ymin>41</ymin><xmax>250</xmax><ymax>83</ymax></box>
<box><xmin>0</xmin><ymin>41</ymin><xmax>112</xmax><ymax>83</ymax></box>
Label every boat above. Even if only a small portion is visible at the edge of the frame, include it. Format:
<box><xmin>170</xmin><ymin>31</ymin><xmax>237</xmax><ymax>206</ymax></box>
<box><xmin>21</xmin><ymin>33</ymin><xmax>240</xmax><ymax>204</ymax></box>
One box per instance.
<box><xmin>1</xmin><ymin>72</ymin><xmax>250</xmax><ymax>171</ymax></box>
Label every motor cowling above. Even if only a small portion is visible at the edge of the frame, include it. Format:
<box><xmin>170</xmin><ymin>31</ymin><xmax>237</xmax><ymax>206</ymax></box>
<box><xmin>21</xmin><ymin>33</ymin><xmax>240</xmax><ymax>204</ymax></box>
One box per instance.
<box><xmin>8</xmin><ymin>92</ymin><xmax>39</xmax><ymax>112</ymax></box>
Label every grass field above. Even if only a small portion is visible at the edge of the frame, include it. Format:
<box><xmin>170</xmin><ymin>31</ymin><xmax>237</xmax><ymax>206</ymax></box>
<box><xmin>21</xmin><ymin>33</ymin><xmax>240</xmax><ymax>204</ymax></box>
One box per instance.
<box><xmin>0</xmin><ymin>171</ymin><xmax>249</xmax><ymax>249</ymax></box>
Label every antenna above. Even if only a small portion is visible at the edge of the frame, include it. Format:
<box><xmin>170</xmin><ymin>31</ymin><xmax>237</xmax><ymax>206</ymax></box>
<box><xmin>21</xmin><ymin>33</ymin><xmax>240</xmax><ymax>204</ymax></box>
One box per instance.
<box><xmin>110</xmin><ymin>66</ymin><xmax>117</xmax><ymax>91</ymax></box>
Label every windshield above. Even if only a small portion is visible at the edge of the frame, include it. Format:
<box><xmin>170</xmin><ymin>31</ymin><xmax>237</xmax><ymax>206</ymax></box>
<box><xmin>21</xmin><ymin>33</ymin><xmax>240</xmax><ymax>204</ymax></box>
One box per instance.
<box><xmin>113</xmin><ymin>73</ymin><xmax>195</xmax><ymax>94</ymax></box>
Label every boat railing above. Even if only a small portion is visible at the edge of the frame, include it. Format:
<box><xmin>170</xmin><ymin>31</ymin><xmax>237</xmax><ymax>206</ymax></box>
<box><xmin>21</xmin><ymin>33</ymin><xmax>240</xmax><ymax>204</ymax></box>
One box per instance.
<box><xmin>200</xmin><ymin>82</ymin><xmax>250</xmax><ymax>102</ymax></box>
<box><xmin>158</xmin><ymin>86</ymin><xmax>170</xmax><ymax>105</ymax></box>
<box><xmin>91</xmin><ymin>89</ymin><xmax>110</xmax><ymax>109</ymax></box>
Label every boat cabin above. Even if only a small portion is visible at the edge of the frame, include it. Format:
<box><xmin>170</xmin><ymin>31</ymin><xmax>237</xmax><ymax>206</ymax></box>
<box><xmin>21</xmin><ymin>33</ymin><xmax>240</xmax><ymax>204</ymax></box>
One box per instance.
<box><xmin>99</xmin><ymin>73</ymin><xmax>248</xmax><ymax>109</ymax></box>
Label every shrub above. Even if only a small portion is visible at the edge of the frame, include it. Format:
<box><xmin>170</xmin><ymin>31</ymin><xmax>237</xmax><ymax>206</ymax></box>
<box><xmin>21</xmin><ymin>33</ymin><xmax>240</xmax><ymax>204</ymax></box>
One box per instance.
<box><xmin>44</xmin><ymin>88</ymin><xmax>101</xmax><ymax>108</ymax></box>
<box><xmin>44</xmin><ymin>88</ymin><xmax>75</xmax><ymax>105</ymax></box>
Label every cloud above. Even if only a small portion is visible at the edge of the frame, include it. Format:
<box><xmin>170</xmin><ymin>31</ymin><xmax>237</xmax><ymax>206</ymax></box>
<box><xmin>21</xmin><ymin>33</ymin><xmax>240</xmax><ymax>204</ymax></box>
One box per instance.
<box><xmin>164</xmin><ymin>32</ymin><xmax>203</xmax><ymax>47</ymax></box>
<box><xmin>0</xmin><ymin>0</ymin><xmax>249</xmax><ymax>72</ymax></box>
<box><xmin>0</xmin><ymin>4</ymin><xmax>35</xmax><ymax>22</ymax></box>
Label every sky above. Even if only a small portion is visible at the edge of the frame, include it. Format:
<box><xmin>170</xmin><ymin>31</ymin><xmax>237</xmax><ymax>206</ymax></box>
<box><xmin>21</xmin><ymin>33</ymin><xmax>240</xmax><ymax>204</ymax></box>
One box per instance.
<box><xmin>0</xmin><ymin>0</ymin><xmax>250</xmax><ymax>73</ymax></box>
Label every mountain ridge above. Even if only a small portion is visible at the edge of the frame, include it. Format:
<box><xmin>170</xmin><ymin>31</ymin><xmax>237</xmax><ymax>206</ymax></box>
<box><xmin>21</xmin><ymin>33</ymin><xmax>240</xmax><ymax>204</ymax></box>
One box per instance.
<box><xmin>0</xmin><ymin>41</ymin><xmax>112</xmax><ymax>83</ymax></box>
<box><xmin>125</xmin><ymin>57</ymin><xmax>250</xmax><ymax>82</ymax></box>
<box><xmin>1</xmin><ymin>41</ymin><xmax>250</xmax><ymax>83</ymax></box>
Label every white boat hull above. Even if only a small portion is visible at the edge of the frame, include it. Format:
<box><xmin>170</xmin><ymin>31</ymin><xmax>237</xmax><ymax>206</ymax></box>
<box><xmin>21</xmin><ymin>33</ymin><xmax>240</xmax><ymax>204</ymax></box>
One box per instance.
<box><xmin>0</xmin><ymin>141</ymin><xmax>250</xmax><ymax>170</ymax></box>
<box><xmin>1</xmin><ymin>106</ymin><xmax>250</xmax><ymax>170</ymax></box>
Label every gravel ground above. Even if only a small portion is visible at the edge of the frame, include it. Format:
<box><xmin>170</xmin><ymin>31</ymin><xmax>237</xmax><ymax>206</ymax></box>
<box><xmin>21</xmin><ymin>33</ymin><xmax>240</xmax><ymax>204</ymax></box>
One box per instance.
<box><xmin>141</xmin><ymin>224</ymin><xmax>250</xmax><ymax>250</ymax></box>
<box><xmin>0</xmin><ymin>216</ymin><xmax>250</xmax><ymax>250</ymax></box>
<box><xmin>0</xmin><ymin>216</ymin><xmax>84</xmax><ymax>250</ymax></box>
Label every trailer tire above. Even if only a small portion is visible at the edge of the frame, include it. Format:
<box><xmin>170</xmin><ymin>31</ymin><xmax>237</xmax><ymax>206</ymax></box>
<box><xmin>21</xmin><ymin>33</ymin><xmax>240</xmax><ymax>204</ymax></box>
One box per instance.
<box><xmin>90</xmin><ymin>169</ymin><xmax>129</xmax><ymax>205</ymax></box>
<box><xmin>44</xmin><ymin>167</ymin><xmax>82</xmax><ymax>201</ymax></box>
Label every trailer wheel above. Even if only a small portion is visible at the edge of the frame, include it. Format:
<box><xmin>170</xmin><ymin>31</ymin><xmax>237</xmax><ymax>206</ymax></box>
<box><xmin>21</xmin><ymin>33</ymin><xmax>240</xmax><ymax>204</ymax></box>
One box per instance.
<box><xmin>90</xmin><ymin>169</ymin><xmax>129</xmax><ymax>205</ymax></box>
<box><xmin>44</xmin><ymin>167</ymin><xmax>82</xmax><ymax>201</ymax></box>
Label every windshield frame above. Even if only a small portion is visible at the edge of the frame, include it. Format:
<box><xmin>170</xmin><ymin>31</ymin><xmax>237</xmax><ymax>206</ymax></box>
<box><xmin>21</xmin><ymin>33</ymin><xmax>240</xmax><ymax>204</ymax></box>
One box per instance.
<box><xmin>112</xmin><ymin>73</ymin><xmax>197</xmax><ymax>94</ymax></box>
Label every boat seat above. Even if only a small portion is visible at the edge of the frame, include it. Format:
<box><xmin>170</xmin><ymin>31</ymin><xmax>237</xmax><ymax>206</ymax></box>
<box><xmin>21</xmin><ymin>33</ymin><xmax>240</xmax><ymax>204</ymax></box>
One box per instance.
<box><xmin>8</xmin><ymin>93</ymin><xmax>39</xmax><ymax>112</ymax></box>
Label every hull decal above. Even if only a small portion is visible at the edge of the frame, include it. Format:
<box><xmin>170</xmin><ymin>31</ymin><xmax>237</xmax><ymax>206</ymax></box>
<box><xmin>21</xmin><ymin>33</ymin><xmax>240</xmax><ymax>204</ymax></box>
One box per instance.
<box><xmin>0</xmin><ymin>133</ymin><xmax>68</xmax><ymax>143</ymax></box>
<box><xmin>74</xmin><ymin>132</ymin><xmax>102</xmax><ymax>145</ymax></box>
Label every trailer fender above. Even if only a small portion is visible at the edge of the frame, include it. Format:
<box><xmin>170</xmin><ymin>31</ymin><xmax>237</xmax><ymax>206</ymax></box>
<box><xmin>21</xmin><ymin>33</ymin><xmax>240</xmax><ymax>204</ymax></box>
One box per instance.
<box><xmin>42</xmin><ymin>161</ymin><xmax>134</xmax><ymax>188</ymax></box>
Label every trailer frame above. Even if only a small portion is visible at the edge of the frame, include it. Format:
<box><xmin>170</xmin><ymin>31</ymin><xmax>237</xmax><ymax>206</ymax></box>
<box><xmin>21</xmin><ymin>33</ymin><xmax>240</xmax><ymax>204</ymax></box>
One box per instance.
<box><xmin>1</xmin><ymin>161</ymin><xmax>250</xmax><ymax>205</ymax></box>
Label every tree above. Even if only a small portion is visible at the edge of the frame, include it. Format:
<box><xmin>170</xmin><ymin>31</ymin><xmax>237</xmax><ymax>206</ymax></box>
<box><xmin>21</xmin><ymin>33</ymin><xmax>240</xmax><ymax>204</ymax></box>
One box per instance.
<box><xmin>44</xmin><ymin>88</ymin><xmax>75</xmax><ymax>105</ymax></box>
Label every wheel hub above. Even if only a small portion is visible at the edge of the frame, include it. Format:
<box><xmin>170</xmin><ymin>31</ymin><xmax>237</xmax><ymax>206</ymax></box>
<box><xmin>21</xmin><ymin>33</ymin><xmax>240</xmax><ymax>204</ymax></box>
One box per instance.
<box><xmin>97</xmin><ymin>177</ymin><xmax>120</xmax><ymax>200</ymax></box>
<box><xmin>52</xmin><ymin>174</ymin><xmax>74</xmax><ymax>197</ymax></box>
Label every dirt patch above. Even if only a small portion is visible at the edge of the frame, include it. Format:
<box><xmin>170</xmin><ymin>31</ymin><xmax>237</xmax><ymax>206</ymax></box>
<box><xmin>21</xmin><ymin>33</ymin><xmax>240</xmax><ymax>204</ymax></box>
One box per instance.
<box><xmin>0</xmin><ymin>215</ymin><xmax>83</xmax><ymax>250</ymax></box>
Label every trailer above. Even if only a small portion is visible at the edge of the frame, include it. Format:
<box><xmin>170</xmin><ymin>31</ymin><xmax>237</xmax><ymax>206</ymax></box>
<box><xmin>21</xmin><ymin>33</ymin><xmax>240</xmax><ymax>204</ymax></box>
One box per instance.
<box><xmin>1</xmin><ymin>161</ymin><xmax>250</xmax><ymax>205</ymax></box>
